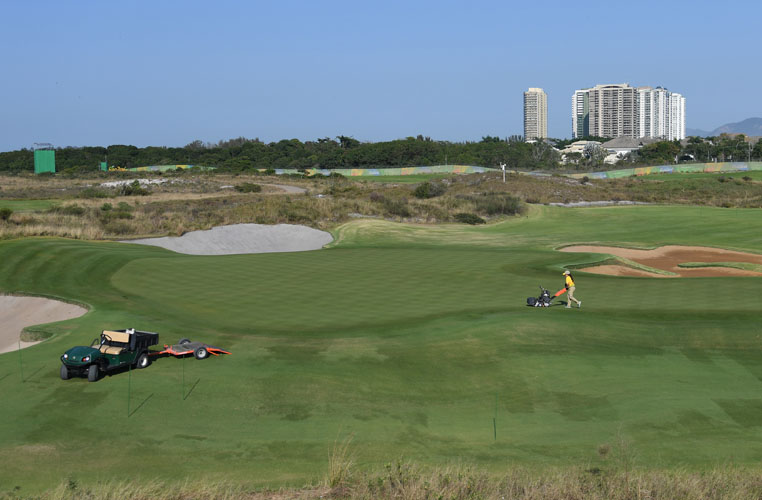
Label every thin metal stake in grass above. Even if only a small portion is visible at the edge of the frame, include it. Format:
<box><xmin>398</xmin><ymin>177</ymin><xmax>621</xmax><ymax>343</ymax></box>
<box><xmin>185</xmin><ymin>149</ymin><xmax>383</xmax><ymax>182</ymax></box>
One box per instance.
<box><xmin>127</xmin><ymin>363</ymin><xmax>132</xmax><ymax>417</ymax></box>
<box><xmin>493</xmin><ymin>393</ymin><xmax>498</xmax><ymax>441</ymax></box>
<box><xmin>18</xmin><ymin>339</ymin><xmax>24</xmax><ymax>383</ymax></box>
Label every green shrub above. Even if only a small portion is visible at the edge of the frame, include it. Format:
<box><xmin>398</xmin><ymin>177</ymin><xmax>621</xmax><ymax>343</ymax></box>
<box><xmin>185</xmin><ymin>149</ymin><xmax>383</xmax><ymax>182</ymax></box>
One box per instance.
<box><xmin>464</xmin><ymin>193</ymin><xmax>525</xmax><ymax>216</ymax></box>
<box><xmin>743</xmin><ymin>176</ymin><xmax>752</xmax><ymax>181</ymax></box>
<box><xmin>413</xmin><ymin>181</ymin><xmax>447</xmax><ymax>199</ymax></box>
<box><xmin>116</xmin><ymin>202</ymin><xmax>134</xmax><ymax>212</ymax></box>
<box><xmin>78</xmin><ymin>187</ymin><xmax>111</xmax><ymax>199</ymax></box>
<box><xmin>369</xmin><ymin>192</ymin><xmax>385</xmax><ymax>203</ymax></box>
<box><xmin>100</xmin><ymin>211</ymin><xmax>133</xmax><ymax>223</ymax></box>
<box><xmin>0</xmin><ymin>207</ymin><xmax>12</xmax><ymax>221</ymax></box>
<box><xmin>102</xmin><ymin>221</ymin><xmax>134</xmax><ymax>235</ymax></box>
<box><xmin>454</xmin><ymin>213</ymin><xmax>485</xmax><ymax>224</ymax></box>
<box><xmin>383</xmin><ymin>197</ymin><xmax>411</xmax><ymax>217</ymax></box>
<box><xmin>234</xmin><ymin>182</ymin><xmax>262</xmax><ymax>193</ymax></box>
<box><xmin>101</xmin><ymin>203</ymin><xmax>113</xmax><ymax>212</ymax></box>
<box><xmin>120</xmin><ymin>180</ymin><xmax>151</xmax><ymax>196</ymax></box>
<box><xmin>51</xmin><ymin>204</ymin><xmax>86</xmax><ymax>216</ymax></box>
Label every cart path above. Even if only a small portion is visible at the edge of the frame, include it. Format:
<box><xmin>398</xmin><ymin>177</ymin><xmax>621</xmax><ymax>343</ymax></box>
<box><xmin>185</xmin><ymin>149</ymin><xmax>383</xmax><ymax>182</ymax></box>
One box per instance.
<box><xmin>561</xmin><ymin>245</ymin><xmax>762</xmax><ymax>278</ymax></box>
<box><xmin>0</xmin><ymin>296</ymin><xmax>88</xmax><ymax>354</ymax></box>
<box><xmin>263</xmin><ymin>183</ymin><xmax>308</xmax><ymax>194</ymax></box>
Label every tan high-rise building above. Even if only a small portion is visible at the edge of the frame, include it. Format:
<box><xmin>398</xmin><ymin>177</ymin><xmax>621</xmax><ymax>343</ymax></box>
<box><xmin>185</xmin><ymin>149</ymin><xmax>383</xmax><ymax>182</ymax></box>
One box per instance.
<box><xmin>523</xmin><ymin>88</ymin><xmax>547</xmax><ymax>140</ymax></box>
<box><xmin>587</xmin><ymin>83</ymin><xmax>638</xmax><ymax>139</ymax></box>
<box><xmin>572</xmin><ymin>83</ymin><xmax>685</xmax><ymax>140</ymax></box>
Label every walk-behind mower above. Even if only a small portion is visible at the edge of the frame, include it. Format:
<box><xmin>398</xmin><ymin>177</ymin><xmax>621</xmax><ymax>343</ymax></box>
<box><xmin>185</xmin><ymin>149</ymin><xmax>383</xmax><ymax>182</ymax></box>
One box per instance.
<box><xmin>526</xmin><ymin>286</ymin><xmax>566</xmax><ymax>307</ymax></box>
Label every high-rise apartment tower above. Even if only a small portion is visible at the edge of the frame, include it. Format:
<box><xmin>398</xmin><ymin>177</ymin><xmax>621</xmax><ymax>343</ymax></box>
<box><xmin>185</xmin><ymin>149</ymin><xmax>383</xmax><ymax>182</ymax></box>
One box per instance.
<box><xmin>572</xmin><ymin>83</ymin><xmax>685</xmax><ymax>140</ymax></box>
<box><xmin>523</xmin><ymin>88</ymin><xmax>547</xmax><ymax>140</ymax></box>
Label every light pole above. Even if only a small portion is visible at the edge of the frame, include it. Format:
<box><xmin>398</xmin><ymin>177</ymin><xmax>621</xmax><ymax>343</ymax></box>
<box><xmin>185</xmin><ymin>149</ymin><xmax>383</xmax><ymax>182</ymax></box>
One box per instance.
<box><xmin>500</xmin><ymin>162</ymin><xmax>506</xmax><ymax>183</ymax></box>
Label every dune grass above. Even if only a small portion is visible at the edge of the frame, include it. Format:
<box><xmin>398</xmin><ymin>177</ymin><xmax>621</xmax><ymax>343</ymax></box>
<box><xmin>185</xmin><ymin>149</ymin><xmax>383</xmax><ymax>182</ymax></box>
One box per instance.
<box><xmin>645</xmin><ymin>170</ymin><xmax>762</xmax><ymax>182</ymax></box>
<box><xmin>1</xmin><ymin>205</ymin><xmax>762</xmax><ymax>495</ymax></box>
<box><xmin>356</xmin><ymin>173</ymin><xmax>455</xmax><ymax>183</ymax></box>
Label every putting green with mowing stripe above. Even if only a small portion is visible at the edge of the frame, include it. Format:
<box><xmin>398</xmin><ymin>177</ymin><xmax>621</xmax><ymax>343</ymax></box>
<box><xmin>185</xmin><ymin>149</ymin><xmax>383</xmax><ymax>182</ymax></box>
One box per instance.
<box><xmin>1</xmin><ymin>204</ymin><xmax>761</xmax><ymax>492</ymax></box>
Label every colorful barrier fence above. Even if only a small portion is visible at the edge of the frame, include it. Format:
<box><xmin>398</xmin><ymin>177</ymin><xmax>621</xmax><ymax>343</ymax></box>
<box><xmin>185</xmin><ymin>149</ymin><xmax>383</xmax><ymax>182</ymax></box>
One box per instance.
<box><xmin>121</xmin><ymin>162</ymin><xmax>762</xmax><ymax>178</ymax></box>
<box><xmin>272</xmin><ymin>165</ymin><xmax>490</xmax><ymax>177</ymax></box>
<box><xmin>568</xmin><ymin>162</ymin><xmax>762</xmax><ymax>180</ymax></box>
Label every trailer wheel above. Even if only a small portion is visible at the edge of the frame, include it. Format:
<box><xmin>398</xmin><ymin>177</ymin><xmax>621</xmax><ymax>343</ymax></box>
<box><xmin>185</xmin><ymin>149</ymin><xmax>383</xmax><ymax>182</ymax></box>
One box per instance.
<box><xmin>194</xmin><ymin>347</ymin><xmax>208</xmax><ymax>360</ymax></box>
<box><xmin>87</xmin><ymin>364</ymin><xmax>100</xmax><ymax>382</ymax></box>
<box><xmin>136</xmin><ymin>352</ymin><xmax>151</xmax><ymax>369</ymax></box>
<box><xmin>179</xmin><ymin>338</ymin><xmax>191</xmax><ymax>345</ymax></box>
<box><xmin>60</xmin><ymin>365</ymin><xmax>71</xmax><ymax>380</ymax></box>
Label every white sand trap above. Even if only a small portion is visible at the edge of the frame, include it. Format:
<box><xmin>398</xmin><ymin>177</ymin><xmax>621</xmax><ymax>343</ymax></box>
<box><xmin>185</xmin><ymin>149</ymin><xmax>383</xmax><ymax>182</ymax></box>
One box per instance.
<box><xmin>0</xmin><ymin>296</ymin><xmax>88</xmax><ymax>354</ymax></box>
<box><xmin>122</xmin><ymin>223</ymin><xmax>333</xmax><ymax>255</ymax></box>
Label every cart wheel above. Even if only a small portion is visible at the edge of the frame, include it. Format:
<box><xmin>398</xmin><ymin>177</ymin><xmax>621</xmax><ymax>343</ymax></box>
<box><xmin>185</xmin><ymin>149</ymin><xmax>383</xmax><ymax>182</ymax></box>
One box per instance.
<box><xmin>194</xmin><ymin>347</ymin><xmax>208</xmax><ymax>360</ymax></box>
<box><xmin>179</xmin><ymin>338</ymin><xmax>191</xmax><ymax>345</ymax></box>
<box><xmin>60</xmin><ymin>365</ymin><xmax>71</xmax><ymax>380</ymax></box>
<box><xmin>87</xmin><ymin>364</ymin><xmax>100</xmax><ymax>382</ymax></box>
<box><xmin>136</xmin><ymin>353</ymin><xmax>151</xmax><ymax>369</ymax></box>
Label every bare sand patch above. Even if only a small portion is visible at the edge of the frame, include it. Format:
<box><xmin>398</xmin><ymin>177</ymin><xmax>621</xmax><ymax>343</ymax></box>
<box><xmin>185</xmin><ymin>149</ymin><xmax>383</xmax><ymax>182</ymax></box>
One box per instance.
<box><xmin>0</xmin><ymin>296</ymin><xmax>88</xmax><ymax>354</ymax></box>
<box><xmin>122</xmin><ymin>223</ymin><xmax>333</xmax><ymax>255</ymax></box>
<box><xmin>561</xmin><ymin>245</ymin><xmax>762</xmax><ymax>278</ymax></box>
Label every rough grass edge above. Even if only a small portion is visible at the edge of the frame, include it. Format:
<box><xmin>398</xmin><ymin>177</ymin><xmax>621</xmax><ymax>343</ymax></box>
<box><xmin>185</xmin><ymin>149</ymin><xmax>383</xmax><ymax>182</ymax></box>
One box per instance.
<box><xmin>8</xmin><ymin>464</ymin><xmax>762</xmax><ymax>500</ymax></box>
<box><xmin>566</xmin><ymin>256</ymin><xmax>678</xmax><ymax>276</ymax></box>
<box><xmin>678</xmin><ymin>261</ymin><xmax>762</xmax><ymax>273</ymax></box>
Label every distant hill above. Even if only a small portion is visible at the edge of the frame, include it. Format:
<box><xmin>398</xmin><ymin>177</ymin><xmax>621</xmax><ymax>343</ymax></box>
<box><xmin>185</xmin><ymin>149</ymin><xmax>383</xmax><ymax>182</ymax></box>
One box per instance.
<box><xmin>688</xmin><ymin>117</ymin><xmax>762</xmax><ymax>137</ymax></box>
<box><xmin>712</xmin><ymin>117</ymin><xmax>762</xmax><ymax>136</ymax></box>
<box><xmin>686</xmin><ymin>127</ymin><xmax>712</xmax><ymax>137</ymax></box>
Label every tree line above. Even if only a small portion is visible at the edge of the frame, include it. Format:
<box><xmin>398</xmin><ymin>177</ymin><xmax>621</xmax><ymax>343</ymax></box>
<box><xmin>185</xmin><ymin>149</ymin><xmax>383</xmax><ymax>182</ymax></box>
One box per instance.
<box><xmin>0</xmin><ymin>134</ymin><xmax>760</xmax><ymax>174</ymax></box>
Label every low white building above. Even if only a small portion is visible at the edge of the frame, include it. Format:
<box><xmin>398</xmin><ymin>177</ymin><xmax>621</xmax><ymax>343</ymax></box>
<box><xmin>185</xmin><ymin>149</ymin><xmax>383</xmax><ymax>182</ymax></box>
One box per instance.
<box><xmin>601</xmin><ymin>137</ymin><xmax>661</xmax><ymax>163</ymax></box>
<box><xmin>560</xmin><ymin>140</ymin><xmax>601</xmax><ymax>164</ymax></box>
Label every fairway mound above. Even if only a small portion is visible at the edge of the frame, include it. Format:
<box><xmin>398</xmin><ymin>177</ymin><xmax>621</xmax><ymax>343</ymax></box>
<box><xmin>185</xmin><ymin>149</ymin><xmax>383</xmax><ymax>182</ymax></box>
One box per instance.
<box><xmin>122</xmin><ymin>223</ymin><xmax>333</xmax><ymax>255</ymax></box>
<box><xmin>561</xmin><ymin>245</ymin><xmax>762</xmax><ymax>278</ymax></box>
<box><xmin>0</xmin><ymin>296</ymin><xmax>87</xmax><ymax>354</ymax></box>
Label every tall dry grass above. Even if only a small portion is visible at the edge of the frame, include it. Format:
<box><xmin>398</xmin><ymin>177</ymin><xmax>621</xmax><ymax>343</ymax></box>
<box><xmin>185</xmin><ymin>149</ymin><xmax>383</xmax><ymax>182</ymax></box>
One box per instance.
<box><xmin>327</xmin><ymin>434</ymin><xmax>355</xmax><ymax>489</ymax></box>
<box><xmin>7</xmin><ymin>464</ymin><xmax>762</xmax><ymax>500</ymax></box>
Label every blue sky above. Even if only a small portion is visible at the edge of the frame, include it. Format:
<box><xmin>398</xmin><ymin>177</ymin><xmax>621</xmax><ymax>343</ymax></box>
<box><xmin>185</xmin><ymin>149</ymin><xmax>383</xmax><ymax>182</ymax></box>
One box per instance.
<box><xmin>1</xmin><ymin>0</ymin><xmax>759</xmax><ymax>151</ymax></box>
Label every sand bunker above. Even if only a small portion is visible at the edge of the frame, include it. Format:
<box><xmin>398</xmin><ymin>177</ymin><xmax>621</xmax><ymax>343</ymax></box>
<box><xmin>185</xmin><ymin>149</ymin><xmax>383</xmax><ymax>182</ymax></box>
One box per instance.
<box><xmin>122</xmin><ymin>223</ymin><xmax>333</xmax><ymax>255</ymax></box>
<box><xmin>0</xmin><ymin>296</ymin><xmax>87</xmax><ymax>354</ymax></box>
<box><xmin>560</xmin><ymin>245</ymin><xmax>762</xmax><ymax>278</ymax></box>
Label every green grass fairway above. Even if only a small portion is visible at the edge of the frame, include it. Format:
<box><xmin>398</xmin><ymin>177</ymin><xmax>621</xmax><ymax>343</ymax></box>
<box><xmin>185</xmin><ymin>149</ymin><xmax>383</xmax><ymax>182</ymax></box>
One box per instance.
<box><xmin>0</xmin><ymin>199</ymin><xmax>56</xmax><ymax>212</ymax></box>
<box><xmin>1</xmin><ymin>205</ymin><xmax>762</xmax><ymax>493</ymax></box>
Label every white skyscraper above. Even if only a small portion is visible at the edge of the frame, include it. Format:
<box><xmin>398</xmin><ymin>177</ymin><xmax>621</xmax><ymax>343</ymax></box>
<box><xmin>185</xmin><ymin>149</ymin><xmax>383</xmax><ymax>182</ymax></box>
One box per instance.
<box><xmin>571</xmin><ymin>89</ymin><xmax>590</xmax><ymax>139</ymax></box>
<box><xmin>523</xmin><ymin>88</ymin><xmax>547</xmax><ymax>140</ymax></box>
<box><xmin>668</xmin><ymin>92</ymin><xmax>686</xmax><ymax>141</ymax></box>
<box><xmin>638</xmin><ymin>87</ymin><xmax>685</xmax><ymax>140</ymax></box>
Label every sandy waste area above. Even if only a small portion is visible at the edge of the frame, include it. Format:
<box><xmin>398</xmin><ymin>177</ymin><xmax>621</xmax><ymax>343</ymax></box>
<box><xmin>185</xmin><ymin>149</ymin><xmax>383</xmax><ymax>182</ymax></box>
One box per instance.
<box><xmin>122</xmin><ymin>223</ymin><xmax>333</xmax><ymax>255</ymax></box>
<box><xmin>561</xmin><ymin>245</ymin><xmax>762</xmax><ymax>278</ymax></box>
<box><xmin>0</xmin><ymin>296</ymin><xmax>87</xmax><ymax>354</ymax></box>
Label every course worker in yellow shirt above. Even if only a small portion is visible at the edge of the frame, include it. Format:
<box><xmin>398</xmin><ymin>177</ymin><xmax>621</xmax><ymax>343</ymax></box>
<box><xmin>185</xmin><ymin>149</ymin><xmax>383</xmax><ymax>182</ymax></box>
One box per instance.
<box><xmin>563</xmin><ymin>270</ymin><xmax>581</xmax><ymax>309</ymax></box>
